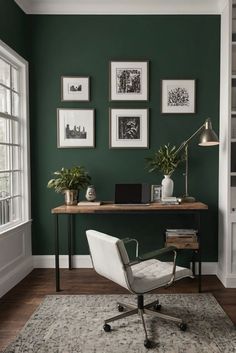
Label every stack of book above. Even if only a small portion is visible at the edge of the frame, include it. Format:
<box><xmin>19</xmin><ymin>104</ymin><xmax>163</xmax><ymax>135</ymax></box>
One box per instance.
<box><xmin>77</xmin><ymin>201</ymin><xmax>102</xmax><ymax>206</ymax></box>
<box><xmin>165</xmin><ymin>229</ymin><xmax>199</xmax><ymax>249</ymax></box>
<box><xmin>161</xmin><ymin>197</ymin><xmax>179</xmax><ymax>205</ymax></box>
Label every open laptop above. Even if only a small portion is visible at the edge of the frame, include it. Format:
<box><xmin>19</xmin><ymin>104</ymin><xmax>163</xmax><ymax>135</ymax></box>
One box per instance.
<box><xmin>114</xmin><ymin>183</ymin><xmax>150</xmax><ymax>205</ymax></box>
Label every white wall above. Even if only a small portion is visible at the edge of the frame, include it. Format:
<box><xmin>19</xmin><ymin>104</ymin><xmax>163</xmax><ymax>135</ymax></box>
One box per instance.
<box><xmin>0</xmin><ymin>222</ymin><xmax>33</xmax><ymax>297</ymax></box>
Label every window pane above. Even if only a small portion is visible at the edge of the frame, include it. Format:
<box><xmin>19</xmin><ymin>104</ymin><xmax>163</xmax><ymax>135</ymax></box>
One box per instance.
<box><xmin>12</xmin><ymin>197</ymin><xmax>21</xmax><ymax>221</ymax></box>
<box><xmin>12</xmin><ymin>67</ymin><xmax>19</xmax><ymax>92</ymax></box>
<box><xmin>12</xmin><ymin>92</ymin><xmax>19</xmax><ymax>117</ymax></box>
<box><xmin>0</xmin><ymin>198</ymin><xmax>10</xmax><ymax>225</ymax></box>
<box><xmin>0</xmin><ymin>86</ymin><xmax>11</xmax><ymax>115</ymax></box>
<box><xmin>12</xmin><ymin>146</ymin><xmax>20</xmax><ymax>170</ymax></box>
<box><xmin>12</xmin><ymin>120</ymin><xmax>20</xmax><ymax>144</ymax></box>
<box><xmin>13</xmin><ymin>171</ymin><xmax>20</xmax><ymax>195</ymax></box>
<box><xmin>0</xmin><ymin>173</ymin><xmax>10</xmax><ymax>196</ymax></box>
<box><xmin>0</xmin><ymin>58</ymin><xmax>10</xmax><ymax>87</ymax></box>
<box><xmin>0</xmin><ymin>44</ymin><xmax>28</xmax><ymax>230</ymax></box>
<box><xmin>0</xmin><ymin>145</ymin><xmax>9</xmax><ymax>171</ymax></box>
<box><xmin>0</xmin><ymin>117</ymin><xmax>10</xmax><ymax>143</ymax></box>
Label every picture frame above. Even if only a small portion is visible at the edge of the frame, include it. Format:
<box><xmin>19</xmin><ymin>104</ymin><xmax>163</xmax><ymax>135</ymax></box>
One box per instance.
<box><xmin>61</xmin><ymin>76</ymin><xmax>90</xmax><ymax>101</ymax></box>
<box><xmin>57</xmin><ymin>108</ymin><xmax>95</xmax><ymax>148</ymax></box>
<box><xmin>109</xmin><ymin>60</ymin><xmax>149</xmax><ymax>101</ymax></box>
<box><xmin>161</xmin><ymin>79</ymin><xmax>196</xmax><ymax>114</ymax></box>
<box><xmin>109</xmin><ymin>108</ymin><xmax>149</xmax><ymax>149</ymax></box>
<box><xmin>151</xmin><ymin>185</ymin><xmax>162</xmax><ymax>203</ymax></box>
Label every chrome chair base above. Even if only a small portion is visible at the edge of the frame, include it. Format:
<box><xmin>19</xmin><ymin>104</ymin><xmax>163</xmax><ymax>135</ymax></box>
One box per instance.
<box><xmin>103</xmin><ymin>297</ymin><xmax>187</xmax><ymax>348</ymax></box>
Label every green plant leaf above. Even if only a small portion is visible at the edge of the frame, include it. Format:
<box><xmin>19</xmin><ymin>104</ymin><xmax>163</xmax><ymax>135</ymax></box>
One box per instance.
<box><xmin>145</xmin><ymin>143</ymin><xmax>184</xmax><ymax>176</ymax></box>
<box><xmin>47</xmin><ymin>166</ymin><xmax>91</xmax><ymax>193</ymax></box>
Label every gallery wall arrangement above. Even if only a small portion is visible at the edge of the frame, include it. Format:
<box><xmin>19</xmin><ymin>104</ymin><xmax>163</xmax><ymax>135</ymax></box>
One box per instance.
<box><xmin>0</xmin><ymin>4</ymin><xmax>220</xmax><ymax>261</ymax></box>
<box><xmin>58</xmin><ymin>63</ymin><xmax>196</xmax><ymax>150</ymax></box>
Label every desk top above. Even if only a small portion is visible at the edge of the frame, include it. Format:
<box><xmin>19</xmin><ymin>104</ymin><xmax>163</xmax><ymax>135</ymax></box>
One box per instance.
<box><xmin>51</xmin><ymin>202</ymin><xmax>208</xmax><ymax>214</ymax></box>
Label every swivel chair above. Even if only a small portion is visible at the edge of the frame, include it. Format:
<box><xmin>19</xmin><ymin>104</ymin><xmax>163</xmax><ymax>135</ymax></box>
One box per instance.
<box><xmin>86</xmin><ymin>229</ymin><xmax>192</xmax><ymax>348</ymax></box>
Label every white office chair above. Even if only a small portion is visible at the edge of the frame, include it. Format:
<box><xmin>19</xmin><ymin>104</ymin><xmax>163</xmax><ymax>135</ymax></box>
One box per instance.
<box><xmin>86</xmin><ymin>229</ymin><xmax>193</xmax><ymax>348</ymax></box>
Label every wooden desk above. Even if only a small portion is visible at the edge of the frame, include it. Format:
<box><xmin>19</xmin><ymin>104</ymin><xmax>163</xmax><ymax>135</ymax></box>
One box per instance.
<box><xmin>51</xmin><ymin>202</ymin><xmax>208</xmax><ymax>292</ymax></box>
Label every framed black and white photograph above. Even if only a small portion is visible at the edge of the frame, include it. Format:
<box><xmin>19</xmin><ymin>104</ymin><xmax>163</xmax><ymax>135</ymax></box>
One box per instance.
<box><xmin>57</xmin><ymin>109</ymin><xmax>95</xmax><ymax>148</ymax></box>
<box><xmin>109</xmin><ymin>108</ymin><xmax>149</xmax><ymax>148</ymax></box>
<box><xmin>61</xmin><ymin>76</ymin><xmax>90</xmax><ymax>101</ymax></box>
<box><xmin>151</xmin><ymin>185</ymin><xmax>162</xmax><ymax>203</ymax></box>
<box><xmin>161</xmin><ymin>79</ymin><xmax>196</xmax><ymax>114</ymax></box>
<box><xmin>109</xmin><ymin>61</ymin><xmax>149</xmax><ymax>101</ymax></box>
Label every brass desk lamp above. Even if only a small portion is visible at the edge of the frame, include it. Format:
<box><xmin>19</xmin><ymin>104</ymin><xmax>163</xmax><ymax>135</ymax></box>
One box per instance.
<box><xmin>175</xmin><ymin>118</ymin><xmax>219</xmax><ymax>203</ymax></box>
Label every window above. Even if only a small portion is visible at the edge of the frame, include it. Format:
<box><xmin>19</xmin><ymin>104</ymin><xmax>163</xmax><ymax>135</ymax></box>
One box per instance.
<box><xmin>0</xmin><ymin>40</ymin><xmax>30</xmax><ymax>232</ymax></box>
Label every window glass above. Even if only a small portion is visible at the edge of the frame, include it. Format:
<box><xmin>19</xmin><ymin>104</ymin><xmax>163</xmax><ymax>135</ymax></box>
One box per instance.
<box><xmin>13</xmin><ymin>171</ymin><xmax>20</xmax><ymax>196</ymax></box>
<box><xmin>12</xmin><ymin>92</ymin><xmax>19</xmax><ymax>117</ymax></box>
<box><xmin>0</xmin><ymin>86</ymin><xmax>11</xmax><ymax>115</ymax></box>
<box><xmin>0</xmin><ymin>117</ymin><xmax>10</xmax><ymax>143</ymax></box>
<box><xmin>0</xmin><ymin>145</ymin><xmax>9</xmax><ymax>171</ymax></box>
<box><xmin>0</xmin><ymin>198</ymin><xmax>10</xmax><ymax>225</ymax></box>
<box><xmin>12</xmin><ymin>196</ymin><xmax>21</xmax><ymax>221</ymax></box>
<box><xmin>12</xmin><ymin>120</ymin><xmax>19</xmax><ymax>144</ymax></box>
<box><xmin>0</xmin><ymin>172</ymin><xmax>10</xmax><ymax>196</ymax></box>
<box><xmin>12</xmin><ymin>147</ymin><xmax>20</xmax><ymax>170</ymax></box>
<box><xmin>12</xmin><ymin>67</ymin><xmax>19</xmax><ymax>92</ymax></box>
<box><xmin>0</xmin><ymin>58</ymin><xmax>10</xmax><ymax>87</ymax></box>
<box><xmin>0</xmin><ymin>43</ymin><xmax>29</xmax><ymax>230</ymax></box>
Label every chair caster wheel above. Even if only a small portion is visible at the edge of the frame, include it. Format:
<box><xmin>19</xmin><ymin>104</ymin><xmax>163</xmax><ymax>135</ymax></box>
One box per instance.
<box><xmin>154</xmin><ymin>303</ymin><xmax>162</xmax><ymax>311</ymax></box>
<box><xmin>103</xmin><ymin>324</ymin><xmax>111</xmax><ymax>332</ymax></box>
<box><xmin>179</xmin><ymin>323</ymin><xmax>187</xmax><ymax>331</ymax></box>
<box><xmin>117</xmin><ymin>304</ymin><xmax>124</xmax><ymax>312</ymax></box>
<box><xmin>144</xmin><ymin>339</ymin><xmax>152</xmax><ymax>348</ymax></box>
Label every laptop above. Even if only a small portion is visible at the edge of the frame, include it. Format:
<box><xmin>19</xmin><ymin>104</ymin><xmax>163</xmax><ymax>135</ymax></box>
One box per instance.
<box><xmin>114</xmin><ymin>184</ymin><xmax>150</xmax><ymax>205</ymax></box>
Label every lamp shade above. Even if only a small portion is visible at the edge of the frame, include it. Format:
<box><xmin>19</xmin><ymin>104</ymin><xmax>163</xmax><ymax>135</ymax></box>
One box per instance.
<box><xmin>198</xmin><ymin>118</ymin><xmax>219</xmax><ymax>146</ymax></box>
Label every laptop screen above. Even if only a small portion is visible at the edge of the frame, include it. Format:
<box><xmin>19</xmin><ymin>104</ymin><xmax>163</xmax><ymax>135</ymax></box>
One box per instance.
<box><xmin>115</xmin><ymin>184</ymin><xmax>149</xmax><ymax>204</ymax></box>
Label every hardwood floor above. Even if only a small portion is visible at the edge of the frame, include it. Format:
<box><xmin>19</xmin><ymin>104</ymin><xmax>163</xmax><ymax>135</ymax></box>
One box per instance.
<box><xmin>0</xmin><ymin>269</ymin><xmax>236</xmax><ymax>351</ymax></box>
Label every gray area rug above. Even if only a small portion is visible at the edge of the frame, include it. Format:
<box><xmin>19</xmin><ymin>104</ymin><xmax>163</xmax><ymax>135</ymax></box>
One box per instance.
<box><xmin>3</xmin><ymin>294</ymin><xmax>236</xmax><ymax>353</ymax></box>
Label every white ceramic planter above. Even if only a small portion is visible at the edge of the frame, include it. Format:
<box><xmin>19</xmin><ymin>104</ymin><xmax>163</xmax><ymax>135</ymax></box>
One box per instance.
<box><xmin>161</xmin><ymin>175</ymin><xmax>174</xmax><ymax>198</ymax></box>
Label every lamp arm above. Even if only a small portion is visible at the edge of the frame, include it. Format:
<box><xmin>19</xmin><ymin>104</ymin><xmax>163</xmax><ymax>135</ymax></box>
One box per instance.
<box><xmin>175</xmin><ymin>123</ymin><xmax>205</xmax><ymax>155</ymax></box>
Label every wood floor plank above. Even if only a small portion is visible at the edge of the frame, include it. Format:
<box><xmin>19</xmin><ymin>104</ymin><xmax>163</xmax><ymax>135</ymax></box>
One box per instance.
<box><xmin>0</xmin><ymin>269</ymin><xmax>235</xmax><ymax>352</ymax></box>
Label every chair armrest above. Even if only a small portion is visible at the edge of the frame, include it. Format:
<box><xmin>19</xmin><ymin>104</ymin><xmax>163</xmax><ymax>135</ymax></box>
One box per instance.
<box><xmin>128</xmin><ymin>246</ymin><xmax>178</xmax><ymax>287</ymax></box>
<box><xmin>121</xmin><ymin>237</ymin><xmax>139</xmax><ymax>257</ymax></box>
<box><xmin>137</xmin><ymin>246</ymin><xmax>177</xmax><ymax>261</ymax></box>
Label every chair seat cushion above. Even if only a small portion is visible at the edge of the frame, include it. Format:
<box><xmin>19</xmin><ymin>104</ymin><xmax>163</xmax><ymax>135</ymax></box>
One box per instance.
<box><xmin>130</xmin><ymin>259</ymin><xmax>192</xmax><ymax>293</ymax></box>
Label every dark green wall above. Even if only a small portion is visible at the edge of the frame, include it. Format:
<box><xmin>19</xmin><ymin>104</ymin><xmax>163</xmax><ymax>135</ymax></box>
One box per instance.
<box><xmin>0</xmin><ymin>0</ymin><xmax>29</xmax><ymax>59</ymax></box>
<box><xmin>29</xmin><ymin>15</ymin><xmax>220</xmax><ymax>261</ymax></box>
<box><xmin>0</xmin><ymin>5</ymin><xmax>220</xmax><ymax>261</ymax></box>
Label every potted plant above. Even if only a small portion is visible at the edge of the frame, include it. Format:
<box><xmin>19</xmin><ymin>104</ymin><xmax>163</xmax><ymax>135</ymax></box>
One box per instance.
<box><xmin>47</xmin><ymin>166</ymin><xmax>91</xmax><ymax>205</ymax></box>
<box><xmin>145</xmin><ymin>144</ymin><xmax>184</xmax><ymax>198</ymax></box>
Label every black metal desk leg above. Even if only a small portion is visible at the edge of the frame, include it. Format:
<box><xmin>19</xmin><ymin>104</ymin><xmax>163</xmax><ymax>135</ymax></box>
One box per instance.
<box><xmin>68</xmin><ymin>214</ymin><xmax>73</xmax><ymax>270</ymax></box>
<box><xmin>196</xmin><ymin>212</ymin><xmax>202</xmax><ymax>293</ymax></box>
<box><xmin>55</xmin><ymin>214</ymin><xmax>60</xmax><ymax>292</ymax></box>
<box><xmin>198</xmin><ymin>251</ymin><xmax>202</xmax><ymax>293</ymax></box>
<box><xmin>192</xmin><ymin>251</ymin><xmax>196</xmax><ymax>277</ymax></box>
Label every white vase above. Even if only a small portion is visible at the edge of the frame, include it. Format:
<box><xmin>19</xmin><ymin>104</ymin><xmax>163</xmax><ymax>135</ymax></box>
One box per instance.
<box><xmin>85</xmin><ymin>185</ymin><xmax>96</xmax><ymax>202</ymax></box>
<box><xmin>161</xmin><ymin>175</ymin><xmax>174</xmax><ymax>198</ymax></box>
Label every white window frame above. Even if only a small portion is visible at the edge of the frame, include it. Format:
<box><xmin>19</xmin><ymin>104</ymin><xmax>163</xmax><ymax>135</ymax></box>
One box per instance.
<box><xmin>0</xmin><ymin>39</ymin><xmax>30</xmax><ymax>234</ymax></box>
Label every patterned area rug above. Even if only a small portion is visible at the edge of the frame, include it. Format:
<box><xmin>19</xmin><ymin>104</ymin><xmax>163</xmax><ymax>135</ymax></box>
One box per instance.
<box><xmin>3</xmin><ymin>294</ymin><xmax>236</xmax><ymax>353</ymax></box>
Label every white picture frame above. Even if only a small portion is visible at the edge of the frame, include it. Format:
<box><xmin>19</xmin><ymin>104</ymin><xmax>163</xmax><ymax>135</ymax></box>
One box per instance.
<box><xmin>61</xmin><ymin>76</ymin><xmax>90</xmax><ymax>101</ymax></box>
<box><xmin>109</xmin><ymin>61</ymin><xmax>149</xmax><ymax>101</ymax></box>
<box><xmin>57</xmin><ymin>108</ymin><xmax>95</xmax><ymax>148</ymax></box>
<box><xmin>151</xmin><ymin>185</ymin><xmax>162</xmax><ymax>203</ymax></box>
<box><xmin>109</xmin><ymin>108</ymin><xmax>149</xmax><ymax>149</ymax></box>
<box><xmin>161</xmin><ymin>79</ymin><xmax>196</xmax><ymax>114</ymax></box>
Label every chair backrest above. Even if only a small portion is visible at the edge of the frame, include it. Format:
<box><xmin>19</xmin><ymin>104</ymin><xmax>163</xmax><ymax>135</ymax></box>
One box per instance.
<box><xmin>86</xmin><ymin>229</ymin><xmax>133</xmax><ymax>291</ymax></box>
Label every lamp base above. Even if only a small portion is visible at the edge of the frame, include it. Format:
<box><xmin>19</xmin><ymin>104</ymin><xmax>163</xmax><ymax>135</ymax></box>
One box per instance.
<box><xmin>181</xmin><ymin>195</ymin><xmax>196</xmax><ymax>203</ymax></box>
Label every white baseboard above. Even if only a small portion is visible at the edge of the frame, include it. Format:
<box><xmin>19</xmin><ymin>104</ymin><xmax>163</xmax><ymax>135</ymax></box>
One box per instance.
<box><xmin>217</xmin><ymin>268</ymin><xmax>236</xmax><ymax>288</ymax></box>
<box><xmin>0</xmin><ymin>256</ymin><xmax>33</xmax><ymax>298</ymax></box>
<box><xmin>33</xmin><ymin>255</ymin><xmax>93</xmax><ymax>268</ymax></box>
<box><xmin>33</xmin><ymin>255</ymin><xmax>217</xmax><ymax>274</ymax></box>
<box><xmin>199</xmin><ymin>262</ymin><xmax>218</xmax><ymax>275</ymax></box>
<box><xmin>0</xmin><ymin>255</ymin><xmax>220</xmax><ymax>298</ymax></box>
